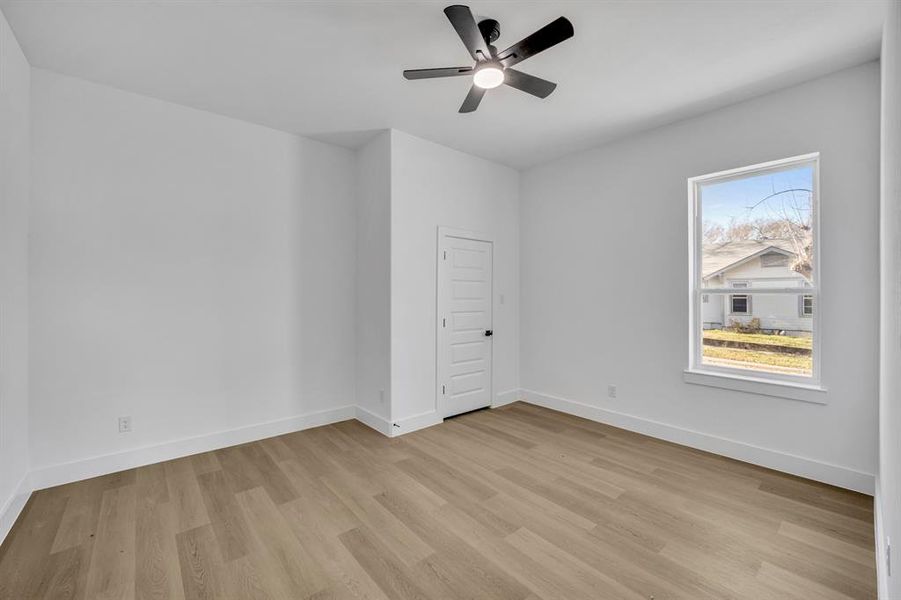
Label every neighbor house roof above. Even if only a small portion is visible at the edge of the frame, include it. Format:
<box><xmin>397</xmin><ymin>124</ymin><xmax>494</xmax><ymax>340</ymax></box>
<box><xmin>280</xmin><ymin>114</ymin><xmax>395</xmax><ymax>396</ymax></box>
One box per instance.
<box><xmin>702</xmin><ymin>239</ymin><xmax>796</xmax><ymax>279</ymax></box>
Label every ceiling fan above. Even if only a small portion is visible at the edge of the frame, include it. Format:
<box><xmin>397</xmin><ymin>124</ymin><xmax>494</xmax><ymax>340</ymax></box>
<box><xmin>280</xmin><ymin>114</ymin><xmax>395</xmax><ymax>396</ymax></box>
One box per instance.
<box><xmin>403</xmin><ymin>5</ymin><xmax>574</xmax><ymax>113</ymax></box>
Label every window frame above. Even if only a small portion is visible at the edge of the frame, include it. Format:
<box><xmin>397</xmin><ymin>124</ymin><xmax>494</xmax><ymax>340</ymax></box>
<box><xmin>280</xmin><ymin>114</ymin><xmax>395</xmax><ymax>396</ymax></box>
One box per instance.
<box><xmin>729</xmin><ymin>294</ymin><xmax>751</xmax><ymax>315</ymax></box>
<box><xmin>687</xmin><ymin>153</ymin><xmax>821</xmax><ymax>390</ymax></box>
<box><xmin>800</xmin><ymin>294</ymin><xmax>814</xmax><ymax>318</ymax></box>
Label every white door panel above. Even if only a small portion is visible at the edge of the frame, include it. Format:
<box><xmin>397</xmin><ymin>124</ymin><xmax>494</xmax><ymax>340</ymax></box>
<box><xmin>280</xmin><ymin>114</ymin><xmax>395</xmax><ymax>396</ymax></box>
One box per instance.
<box><xmin>438</xmin><ymin>234</ymin><xmax>493</xmax><ymax>418</ymax></box>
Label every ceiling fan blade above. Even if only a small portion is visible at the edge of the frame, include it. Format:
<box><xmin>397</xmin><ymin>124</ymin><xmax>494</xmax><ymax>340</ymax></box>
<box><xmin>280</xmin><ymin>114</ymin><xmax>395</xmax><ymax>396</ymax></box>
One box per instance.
<box><xmin>497</xmin><ymin>17</ymin><xmax>574</xmax><ymax>68</ymax></box>
<box><xmin>444</xmin><ymin>5</ymin><xmax>492</xmax><ymax>62</ymax></box>
<box><xmin>403</xmin><ymin>67</ymin><xmax>473</xmax><ymax>80</ymax></box>
<box><xmin>459</xmin><ymin>85</ymin><xmax>486</xmax><ymax>113</ymax></box>
<box><xmin>503</xmin><ymin>68</ymin><xmax>557</xmax><ymax>98</ymax></box>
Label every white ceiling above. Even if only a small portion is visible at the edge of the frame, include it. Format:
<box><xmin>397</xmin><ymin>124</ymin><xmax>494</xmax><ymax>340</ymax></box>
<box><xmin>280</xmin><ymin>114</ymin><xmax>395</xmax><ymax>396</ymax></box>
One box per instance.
<box><xmin>0</xmin><ymin>0</ymin><xmax>887</xmax><ymax>169</ymax></box>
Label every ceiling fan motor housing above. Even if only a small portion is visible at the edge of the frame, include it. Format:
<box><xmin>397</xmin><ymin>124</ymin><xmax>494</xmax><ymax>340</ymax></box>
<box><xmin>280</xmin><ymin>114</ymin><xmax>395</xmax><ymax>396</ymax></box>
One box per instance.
<box><xmin>478</xmin><ymin>18</ymin><xmax>500</xmax><ymax>45</ymax></box>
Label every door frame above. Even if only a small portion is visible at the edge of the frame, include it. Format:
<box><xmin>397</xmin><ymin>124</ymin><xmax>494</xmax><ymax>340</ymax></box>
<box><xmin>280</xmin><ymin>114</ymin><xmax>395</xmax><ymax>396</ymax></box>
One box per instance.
<box><xmin>436</xmin><ymin>226</ymin><xmax>495</xmax><ymax>419</ymax></box>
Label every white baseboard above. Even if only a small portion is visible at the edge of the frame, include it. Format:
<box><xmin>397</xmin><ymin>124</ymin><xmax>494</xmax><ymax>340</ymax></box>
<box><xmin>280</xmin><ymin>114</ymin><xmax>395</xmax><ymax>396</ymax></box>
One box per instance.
<box><xmin>875</xmin><ymin>480</ymin><xmax>888</xmax><ymax>599</ymax></box>
<box><xmin>29</xmin><ymin>405</ymin><xmax>356</xmax><ymax>491</ymax></box>
<box><xmin>520</xmin><ymin>388</ymin><xmax>875</xmax><ymax>495</ymax></box>
<box><xmin>0</xmin><ymin>472</ymin><xmax>32</xmax><ymax>547</ymax></box>
<box><xmin>25</xmin><ymin>401</ymin><xmax>435</xmax><ymax>498</ymax></box>
<box><xmin>391</xmin><ymin>410</ymin><xmax>443</xmax><ymax>436</ymax></box>
<box><xmin>493</xmin><ymin>389</ymin><xmax>521</xmax><ymax>408</ymax></box>
<box><xmin>355</xmin><ymin>406</ymin><xmax>443</xmax><ymax>437</ymax></box>
<box><xmin>355</xmin><ymin>406</ymin><xmax>393</xmax><ymax>436</ymax></box>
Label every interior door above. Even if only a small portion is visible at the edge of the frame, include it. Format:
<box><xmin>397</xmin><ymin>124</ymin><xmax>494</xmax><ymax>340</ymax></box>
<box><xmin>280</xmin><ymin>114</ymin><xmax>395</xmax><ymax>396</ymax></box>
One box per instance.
<box><xmin>438</xmin><ymin>233</ymin><xmax>493</xmax><ymax>418</ymax></box>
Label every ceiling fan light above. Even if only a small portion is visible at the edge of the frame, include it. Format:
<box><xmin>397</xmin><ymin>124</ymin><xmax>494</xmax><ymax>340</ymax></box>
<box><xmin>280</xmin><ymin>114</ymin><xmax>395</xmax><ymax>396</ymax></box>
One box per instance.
<box><xmin>473</xmin><ymin>65</ymin><xmax>504</xmax><ymax>89</ymax></box>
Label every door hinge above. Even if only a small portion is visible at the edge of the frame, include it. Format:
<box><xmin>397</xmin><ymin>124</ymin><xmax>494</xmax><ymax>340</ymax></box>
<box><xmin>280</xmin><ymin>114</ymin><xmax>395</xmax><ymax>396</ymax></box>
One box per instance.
<box><xmin>442</xmin><ymin>317</ymin><xmax>446</xmax><ymax>328</ymax></box>
<box><xmin>443</xmin><ymin>250</ymin><xmax>447</xmax><ymax>260</ymax></box>
<box><xmin>442</xmin><ymin>384</ymin><xmax>446</xmax><ymax>395</ymax></box>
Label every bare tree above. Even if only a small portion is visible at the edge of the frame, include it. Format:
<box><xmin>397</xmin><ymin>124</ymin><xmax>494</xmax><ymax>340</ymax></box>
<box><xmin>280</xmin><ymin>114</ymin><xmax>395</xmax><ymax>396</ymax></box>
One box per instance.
<box><xmin>702</xmin><ymin>186</ymin><xmax>813</xmax><ymax>279</ymax></box>
<box><xmin>747</xmin><ymin>188</ymin><xmax>813</xmax><ymax>278</ymax></box>
<box><xmin>703</xmin><ymin>222</ymin><xmax>725</xmax><ymax>244</ymax></box>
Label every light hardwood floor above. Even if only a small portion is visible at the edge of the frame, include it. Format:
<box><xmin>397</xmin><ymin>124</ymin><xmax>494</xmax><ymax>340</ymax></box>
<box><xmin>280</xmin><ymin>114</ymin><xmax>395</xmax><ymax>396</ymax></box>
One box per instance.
<box><xmin>0</xmin><ymin>402</ymin><xmax>876</xmax><ymax>599</ymax></box>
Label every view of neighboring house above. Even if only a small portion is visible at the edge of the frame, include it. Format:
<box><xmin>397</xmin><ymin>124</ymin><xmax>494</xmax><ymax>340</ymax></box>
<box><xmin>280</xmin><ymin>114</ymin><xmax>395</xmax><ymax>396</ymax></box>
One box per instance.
<box><xmin>701</xmin><ymin>239</ymin><xmax>813</xmax><ymax>334</ymax></box>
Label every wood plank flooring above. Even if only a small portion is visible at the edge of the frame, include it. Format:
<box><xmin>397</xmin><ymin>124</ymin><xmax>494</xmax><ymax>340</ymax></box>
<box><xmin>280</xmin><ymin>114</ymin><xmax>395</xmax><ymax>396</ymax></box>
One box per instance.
<box><xmin>0</xmin><ymin>402</ymin><xmax>876</xmax><ymax>599</ymax></box>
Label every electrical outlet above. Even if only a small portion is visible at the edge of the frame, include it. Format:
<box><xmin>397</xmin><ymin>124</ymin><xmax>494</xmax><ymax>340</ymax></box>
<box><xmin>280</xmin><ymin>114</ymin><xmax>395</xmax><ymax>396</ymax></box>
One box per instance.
<box><xmin>607</xmin><ymin>384</ymin><xmax>617</xmax><ymax>399</ymax></box>
<box><xmin>118</xmin><ymin>416</ymin><xmax>132</xmax><ymax>433</ymax></box>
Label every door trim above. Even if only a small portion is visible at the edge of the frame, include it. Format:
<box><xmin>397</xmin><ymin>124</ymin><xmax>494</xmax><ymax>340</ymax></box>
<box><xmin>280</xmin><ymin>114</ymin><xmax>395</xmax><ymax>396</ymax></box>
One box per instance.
<box><xmin>436</xmin><ymin>226</ymin><xmax>494</xmax><ymax>420</ymax></box>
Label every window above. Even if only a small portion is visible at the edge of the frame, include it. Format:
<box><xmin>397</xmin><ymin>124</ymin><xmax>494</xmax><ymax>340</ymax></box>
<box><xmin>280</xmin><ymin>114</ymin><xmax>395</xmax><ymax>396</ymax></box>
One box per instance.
<box><xmin>729</xmin><ymin>281</ymin><xmax>750</xmax><ymax>314</ymax></box>
<box><xmin>689</xmin><ymin>154</ymin><xmax>819</xmax><ymax>386</ymax></box>
<box><xmin>730</xmin><ymin>294</ymin><xmax>750</xmax><ymax>315</ymax></box>
<box><xmin>760</xmin><ymin>251</ymin><xmax>789</xmax><ymax>268</ymax></box>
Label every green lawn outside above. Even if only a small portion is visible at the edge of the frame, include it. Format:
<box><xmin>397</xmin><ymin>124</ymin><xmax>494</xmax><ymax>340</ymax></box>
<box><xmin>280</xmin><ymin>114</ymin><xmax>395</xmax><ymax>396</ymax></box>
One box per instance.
<box><xmin>701</xmin><ymin>329</ymin><xmax>813</xmax><ymax>375</ymax></box>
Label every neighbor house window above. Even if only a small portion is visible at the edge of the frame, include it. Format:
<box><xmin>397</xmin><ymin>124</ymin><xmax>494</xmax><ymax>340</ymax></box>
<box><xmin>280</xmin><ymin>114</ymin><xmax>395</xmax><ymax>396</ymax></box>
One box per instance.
<box><xmin>760</xmin><ymin>251</ymin><xmax>789</xmax><ymax>268</ymax></box>
<box><xmin>729</xmin><ymin>281</ymin><xmax>751</xmax><ymax>314</ymax></box>
<box><xmin>688</xmin><ymin>154</ymin><xmax>819</xmax><ymax>384</ymax></box>
<box><xmin>730</xmin><ymin>294</ymin><xmax>750</xmax><ymax>315</ymax></box>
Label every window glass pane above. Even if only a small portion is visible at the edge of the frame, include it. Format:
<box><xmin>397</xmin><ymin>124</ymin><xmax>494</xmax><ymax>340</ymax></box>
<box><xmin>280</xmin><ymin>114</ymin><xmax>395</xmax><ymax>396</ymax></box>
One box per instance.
<box><xmin>701</xmin><ymin>293</ymin><xmax>812</xmax><ymax>377</ymax></box>
<box><xmin>699</xmin><ymin>163</ymin><xmax>814</xmax><ymax>290</ymax></box>
<box><xmin>730</xmin><ymin>295</ymin><xmax>749</xmax><ymax>314</ymax></box>
<box><xmin>801</xmin><ymin>294</ymin><xmax>814</xmax><ymax>316</ymax></box>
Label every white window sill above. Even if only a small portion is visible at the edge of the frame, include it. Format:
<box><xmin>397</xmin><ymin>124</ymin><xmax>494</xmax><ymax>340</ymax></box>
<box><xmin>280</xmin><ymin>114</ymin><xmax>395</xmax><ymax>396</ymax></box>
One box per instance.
<box><xmin>683</xmin><ymin>369</ymin><xmax>827</xmax><ymax>404</ymax></box>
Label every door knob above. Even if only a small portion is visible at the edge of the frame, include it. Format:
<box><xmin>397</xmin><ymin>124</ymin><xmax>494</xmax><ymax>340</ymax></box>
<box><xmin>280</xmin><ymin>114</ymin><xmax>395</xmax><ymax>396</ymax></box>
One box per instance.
<box><xmin>485</xmin><ymin>330</ymin><xmax>493</xmax><ymax>337</ymax></box>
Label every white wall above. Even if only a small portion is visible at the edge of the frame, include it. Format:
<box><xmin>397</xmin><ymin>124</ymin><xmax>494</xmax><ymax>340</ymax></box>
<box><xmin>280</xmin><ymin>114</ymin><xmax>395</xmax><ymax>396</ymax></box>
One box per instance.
<box><xmin>520</xmin><ymin>62</ymin><xmax>880</xmax><ymax>492</ymax></box>
<box><xmin>355</xmin><ymin>131</ymin><xmax>391</xmax><ymax>423</ymax></box>
<box><xmin>29</xmin><ymin>69</ymin><xmax>357</xmax><ymax>479</ymax></box>
<box><xmin>0</xmin><ymin>8</ymin><xmax>31</xmax><ymax>540</ymax></box>
<box><xmin>390</xmin><ymin>130</ymin><xmax>520</xmax><ymax>429</ymax></box>
<box><xmin>878</xmin><ymin>1</ymin><xmax>901</xmax><ymax>596</ymax></box>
